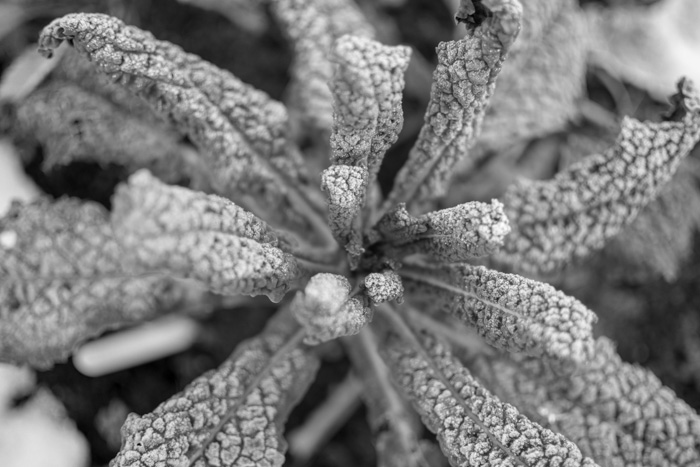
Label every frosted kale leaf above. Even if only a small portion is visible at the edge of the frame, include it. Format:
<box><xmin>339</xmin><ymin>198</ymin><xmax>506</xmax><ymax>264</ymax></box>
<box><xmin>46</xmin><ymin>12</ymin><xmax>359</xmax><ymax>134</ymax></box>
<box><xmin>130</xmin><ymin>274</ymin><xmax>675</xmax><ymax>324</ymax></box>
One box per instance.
<box><xmin>400</xmin><ymin>264</ymin><xmax>597</xmax><ymax>364</ymax></box>
<box><xmin>0</xmin><ymin>197</ymin><xmax>196</xmax><ymax>369</ymax></box>
<box><xmin>111</xmin><ymin>171</ymin><xmax>303</xmax><ymax>303</ymax></box>
<box><xmin>380</xmin><ymin>312</ymin><xmax>599</xmax><ymax>467</ymax></box>
<box><xmin>375</xmin><ymin>200</ymin><xmax>510</xmax><ymax>262</ymax></box>
<box><xmin>291</xmin><ymin>273</ymin><xmax>372</xmax><ymax>345</ymax></box>
<box><xmin>37</xmin><ymin>13</ymin><xmax>319</xmax><ymax>236</ymax></box>
<box><xmin>498</xmin><ymin>78</ymin><xmax>700</xmax><ymax>273</ymax></box>
<box><xmin>112</xmin><ymin>310</ymin><xmax>319</xmax><ymax>467</ymax></box>
<box><xmin>364</xmin><ymin>269</ymin><xmax>405</xmax><ymax>305</ymax></box>
<box><xmin>268</xmin><ymin>0</ymin><xmax>375</xmax><ymax>135</ymax></box>
<box><xmin>479</xmin><ymin>337</ymin><xmax>700</xmax><ymax>466</ymax></box>
<box><xmin>385</xmin><ymin>0</ymin><xmax>522</xmax><ymax>212</ymax></box>
<box><xmin>461</xmin><ymin>0</ymin><xmax>588</xmax><ymax>172</ymax></box>
<box><xmin>322</xmin><ymin>35</ymin><xmax>410</xmax><ymax>263</ymax></box>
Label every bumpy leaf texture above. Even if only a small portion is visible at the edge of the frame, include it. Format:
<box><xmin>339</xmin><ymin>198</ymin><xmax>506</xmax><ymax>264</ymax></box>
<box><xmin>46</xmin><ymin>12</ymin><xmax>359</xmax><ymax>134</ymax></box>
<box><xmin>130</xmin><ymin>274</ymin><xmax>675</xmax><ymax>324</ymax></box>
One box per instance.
<box><xmin>479</xmin><ymin>337</ymin><xmax>700</xmax><ymax>466</ymax></box>
<box><xmin>498</xmin><ymin>78</ymin><xmax>700</xmax><ymax>273</ymax></box>
<box><xmin>290</xmin><ymin>273</ymin><xmax>372</xmax><ymax>345</ymax></box>
<box><xmin>380</xmin><ymin>318</ymin><xmax>598</xmax><ymax>467</ymax></box>
<box><xmin>111</xmin><ymin>311</ymin><xmax>319</xmax><ymax>467</ymax></box>
<box><xmin>376</xmin><ymin>200</ymin><xmax>510</xmax><ymax>262</ymax></box>
<box><xmin>385</xmin><ymin>0</ymin><xmax>522</xmax><ymax>212</ymax></box>
<box><xmin>343</xmin><ymin>329</ymin><xmax>432</xmax><ymax>467</ymax></box>
<box><xmin>364</xmin><ymin>269</ymin><xmax>405</xmax><ymax>305</ymax></box>
<box><xmin>463</xmin><ymin>0</ymin><xmax>587</xmax><ymax>169</ymax></box>
<box><xmin>267</xmin><ymin>0</ymin><xmax>375</xmax><ymax>134</ymax></box>
<box><xmin>111</xmin><ymin>171</ymin><xmax>302</xmax><ymax>303</ymax></box>
<box><xmin>0</xmin><ymin>197</ymin><xmax>192</xmax><ymax>369</ymax></box>
<box><xmin>322</xmin><ymin>34</ymin><xmax>410</xmax><ymax>262</ymax></box>
<box><xmin>37</xmin><ymin>13</ymin><xmax>315</xmax><ymax>234</ymax></box>
<box><xmin>401</xmin><ymin>264</ymin><xmax>597</xmax><ymax>365</ymax></box>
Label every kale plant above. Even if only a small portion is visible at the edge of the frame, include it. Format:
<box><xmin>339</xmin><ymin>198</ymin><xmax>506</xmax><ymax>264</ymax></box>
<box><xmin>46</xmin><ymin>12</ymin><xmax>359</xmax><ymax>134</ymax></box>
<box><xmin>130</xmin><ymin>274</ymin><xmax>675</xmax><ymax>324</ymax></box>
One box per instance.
<box><xmin>2</xmin><ymin>0</ymin><xmax>700</xmax><ymax>466</ymax></box>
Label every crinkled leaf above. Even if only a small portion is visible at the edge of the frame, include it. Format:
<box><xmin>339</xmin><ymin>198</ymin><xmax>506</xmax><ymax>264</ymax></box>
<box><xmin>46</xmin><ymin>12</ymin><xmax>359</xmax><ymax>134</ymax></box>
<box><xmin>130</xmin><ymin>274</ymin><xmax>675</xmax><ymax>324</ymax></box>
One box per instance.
<box><xmin>479</xmin><ymin>337</ymin><xmax>700</xmax><ymax>466</ymax></box>
<box><xmin>385</xmin><ymin>0</ymin><xmax>522</xmax><ymax>212</ymax></box>
<box><xmin>376</xmin><ymin>200</ymin><xmax>510</xmax><ymax>262</ymax></box>
<box><xmin>37</xmin><ymin>13</ymin><xmax>315</xmax><ymax>234</ymax></box>
<box><xmin>401</xmin><ymin>264</ymin><xmax>597</xmax><ymax>364</ymax></box>
<box><xmin>498</xmin><ymin>78</ymin><xmax>700</xmax><ymax>273</ymax></box>
<box><xmin>291</xmin><ymin>273</ymin><xmax>371</xmax><ymax>345</ymax></box>
<box><xmin>111</xmin><ymin>310</ymin><xmax>319</xmax><ymax>467</ymax></box>
<box><xmin>463</xmin><ymin>0</ymin><xmax>587</xmax><ymax>171</ymax></box>
<box><xmin>379</xmin><ymin>313</ymin><xmax>599</xmax><ymax>467</ymax></box>
<box><xmin>14</xmin><ymin>81</ymin><xmax>193</xmax><ymax>183</ymax></box>
<box><xmin>364</xmin><ymin>269</ymin><xmax>404</xmax><ymax>305</ymax></box>
<box><xmin>111</xmin><ymin>171</ymin><xmax>303</xmax><ymax>303</ymax></box>
<box><xmin>322</xmin><ymin>35</ymin><xmax>410</xmax><ymax>261</ymax></box>
<box><xmin>268</xmin><ymin>0</ymin><xmax>374</xmax><ymax>134</ymax></box>
<box><xmin>0</xmin><ymin>197</ymin><xmax>194</xmax><ymax>369</ymax></box>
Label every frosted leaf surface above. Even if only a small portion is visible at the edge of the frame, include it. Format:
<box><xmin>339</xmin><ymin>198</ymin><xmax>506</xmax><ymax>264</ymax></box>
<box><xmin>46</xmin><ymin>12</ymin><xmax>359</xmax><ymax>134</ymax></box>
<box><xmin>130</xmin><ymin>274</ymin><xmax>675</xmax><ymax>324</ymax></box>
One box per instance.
<box><xmin>322</xmin><ymin>35</ymin><xmax>410</xmax><ymax>261</ymax></box>
<box><xmin>385</xmin><ymin>0</ymin><xmax>522</xmax><ymax>211</ymax></box>
<box><xmin>465</xmin><ymin>0</ymin><xmax>587</xmax><ymax>169</ymax></box>
<box><xmin>401</xmin><ymin>264</ymin><xmax>597</xmax><ymax>364</ymax></box>
<box><xmin>499</xmin><ymin>78</ymin><xmax>700</xmax><ymax>273</ymax></box>
<box><xmin>376</xmin><ymin>200</ymin><xmax>510</xmax><ymax>262</ymax></box>
<box><xmin>0</xmin><ymin>197</ymin><xmax>189</xmax><ymax>369</ymax></box>
<box><xmin>53</xmin><ymin>47</ymin><xmax>169</xmax><ymax>128</ymax></box>
<box><xmin>381</xmin><ymin>326</ymin><xmax>599</xmax><ymax>467</ymax></box>
<box><xmin>37</xmin><ymin>13</ymin><xmax>311</xmax><ymax>231</ymax></box>
<box><xmin>321</xmin><ymin>164</ymin><xmax>369</xmax><ymax>258</ymax></box>
<box><xmin>111</xmin><ymin>311</ymin><xmax>319</xmax><ymax>467</ymax></box>
<box><xmin>291</xmin><ymin>273</ymin><xmax>372</xmax><ymax>345</ymax></box>
<box><xmin>268</xmin><ymin>0</ymin><xmax>374</xmax><ymax>133</ymax></box>
<box><xmin>364</xmin><ymin>270</ymin><xmax>404</xmax><ymax>305</ymax></box>
<box><xmin>483</xmin><ymin>337</ymin><xmax>700</xmax><ymax>466</ymax></box>
<box><xmin>112</xmin><ymin>171</ymin><xmax>302</xmax><ymax>303</ymax></box>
